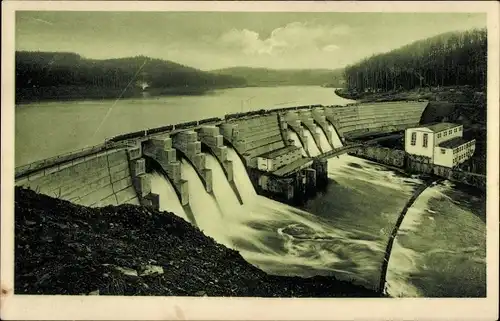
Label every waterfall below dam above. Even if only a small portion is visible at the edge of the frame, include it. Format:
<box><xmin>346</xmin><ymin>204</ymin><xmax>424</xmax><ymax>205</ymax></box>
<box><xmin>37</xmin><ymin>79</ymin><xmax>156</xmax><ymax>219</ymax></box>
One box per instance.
<box><xmin>328</xmin><ymin>123</ymin><xmax>343</xmax><ymax>148</ymax></box>
<box><xmin>150</xmin><ymin>172</ymin><xmax>189</xmax><ymax>223</ymax></box>
<box><xmin>303</xmin><ymin>128</ymin><xmax>321</xmax><ymax>157</ymax></box>
<box><xmin>147</xmin><ymin>126</ymin><xmax>485</xmax><ymax>297</ymax></box>
<box><xmin>318</xmin><ymin>128</ymin><xmax>333</xmax><ymax>153</ymax></box>
<box><xmin>289</xmin><ymin>132</ymin><xmax>307</xmax><ymax>157</ymax></box>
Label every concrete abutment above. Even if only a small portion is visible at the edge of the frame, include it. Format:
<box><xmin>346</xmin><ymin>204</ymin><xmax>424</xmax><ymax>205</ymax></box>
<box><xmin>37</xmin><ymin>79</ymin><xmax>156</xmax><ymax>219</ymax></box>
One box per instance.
<box><xmin>297</xmin><ymin>110</ymin><xmax>325</xmax><ymax>153</ymax></box>
<box><xmin>143</xmin><ymin>136</ymin><xmax>189</xmax><ymax>206</ymax></box>
<box><xmin>15</xmin><ymin>101</ymin><xmax>437</xmax><ymax>210</ymax></box>
<box><xmin>172</xmin><ymin>130</ymin><xmax>213</xmax><ymax>193</ymax></box>
<box><xmin>197</xmin><ymin>125</ymin><xmax>234</xmax><ymax>182</ymax></box>
<box><xmin>282</xmin><ymin>112</ymin><xmax>310</xmax><ymax>156</ymax></box>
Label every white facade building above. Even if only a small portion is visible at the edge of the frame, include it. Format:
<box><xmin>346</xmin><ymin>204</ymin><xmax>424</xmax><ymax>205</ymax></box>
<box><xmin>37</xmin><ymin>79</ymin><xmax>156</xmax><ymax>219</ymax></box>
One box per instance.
<box><xmin>405</xmin><ymin>123</ymin><xmax>475</xmax><ymax>168</ymax></box>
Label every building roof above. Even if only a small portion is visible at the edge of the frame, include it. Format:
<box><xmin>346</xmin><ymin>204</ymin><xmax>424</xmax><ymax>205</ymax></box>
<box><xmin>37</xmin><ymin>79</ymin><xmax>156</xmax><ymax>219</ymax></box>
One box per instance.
<box><xmin>438</xmin><ymin>137</ymin><xmax>474</xmax><ymax>149</ymax></box>
<box><xmin>258</xmin><ymin>145</ymin><xmax>301</xmax><ymax>159</ymax></box>
<box><xmin>422</xmin><ymin>122</ymin><xmax>460</xmax><ymax>133</ymax></box>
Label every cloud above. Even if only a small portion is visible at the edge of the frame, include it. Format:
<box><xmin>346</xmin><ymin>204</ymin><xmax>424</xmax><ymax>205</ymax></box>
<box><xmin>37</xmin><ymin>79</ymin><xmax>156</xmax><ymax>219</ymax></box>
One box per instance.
<box><xmin>219</xmin><ymin>28</ymin><xmax>285</xmax><ymax>55</ymax></box>
<box><xmin>322</xmin><ymin>44</ymin><xmax>340</xmax><ymax>52</ymax></box>
<box><xmin>218</xmin><ymin>22</ymin><xmax>350</xmax><ymax>55</ymax></box>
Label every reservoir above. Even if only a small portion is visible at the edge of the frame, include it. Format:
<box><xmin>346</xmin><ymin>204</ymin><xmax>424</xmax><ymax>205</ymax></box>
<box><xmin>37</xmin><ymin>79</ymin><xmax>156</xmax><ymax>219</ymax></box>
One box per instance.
<box><xmin>15</xmin><ymin>86</ymin><xmax>486</xmax><ymax>297</ymax></box>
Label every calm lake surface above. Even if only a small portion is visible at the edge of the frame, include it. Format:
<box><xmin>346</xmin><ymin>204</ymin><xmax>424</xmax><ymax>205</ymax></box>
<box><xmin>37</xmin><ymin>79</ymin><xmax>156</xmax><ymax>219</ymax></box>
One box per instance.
<box><xmin>15</xmin><ymin>86</ymin><xmax>486</xmax><ymax>297</ymax></box>
<box><xmin>15</xmin><ymin>86</ymin><xmax>347</xmax><ymax>166</ymax></box>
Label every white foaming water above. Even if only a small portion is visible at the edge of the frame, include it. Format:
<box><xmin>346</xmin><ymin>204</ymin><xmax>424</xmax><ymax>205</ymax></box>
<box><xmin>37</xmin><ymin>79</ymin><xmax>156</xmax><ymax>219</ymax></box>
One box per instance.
<box><xmin>327</xmin><ymin>155</ymin><xmax>422</xmax><ymax>195</ymax></box>
<box><xmin>386</xmin><ymin>181</ymin><xmax>486</xmax><ymax>297</ymax></box>
<box><xmin>303</xmin><ymin>128</ymin><xmax>321</xmax><ymax>156</ymax></box>
<box><xmin>148</xmin><ymin>144</ymin><xmax>429</xmax><ymax>291</ymax></box>
<box><xmin>384</xmin><ymin>186</ymin><xmax>439</xmax><ymax>298</ymax></box>
<box><xmin>149</xmin><ymin>171</ymin><xmax>189</xmax><ymax>222</ymax></box>
<box><xmin>226</xmin><ymin>148</ymin><xmax>257</xmax><ymax>203</ymax></box>
<box><xmin>150</xmin><ymin>124</ymin><xmax>482</xmax><ymax>296</ymax></box>
<box><xmin>289</xmin><ymin>132</ymin><xmax>307</xmax><ymax>156</ymax></box>
<box><xmin>205</xmin><ymin>154</ymin><xmax>241</xmax><ymax>216</ymax></box>
<box><xmin>180</xmin><ymin>159</ymin><xmax>232</xmax><ymax>247</ymax></box>
<box><xmin>384</xmin><ymin>238</ymin><xmax>423</xmax><ymax>297</ymax></box>
<box><xmin>317</xmin><ymin>128</ymin><xmax>333</xmax><ymax>152</ymax></box>
<box><xmin>225</xmin><ymin>146</ymin><xmax>387</xmax><ymax>286</ymax></box>
<box><xmin>328</xmin><ymin>123</ymin><xmax>343</xmax><ymax>148</ymax></box>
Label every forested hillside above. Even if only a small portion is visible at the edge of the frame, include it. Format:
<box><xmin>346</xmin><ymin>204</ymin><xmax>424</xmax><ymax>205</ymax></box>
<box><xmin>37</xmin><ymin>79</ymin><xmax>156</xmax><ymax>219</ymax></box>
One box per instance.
<box><xmin>343</xmin><ymin>29</ymin><xmax>487</xmax><ymax>92</ymax></box>
<box><xmin>15</xmin><ymin>51</ymin><xmax>246</xmax><ymax>103</ymax></box>
<box><xmin>212</xmin><ymin>67</ymin><xmax>344</xmax><ymax>87</ymax></box>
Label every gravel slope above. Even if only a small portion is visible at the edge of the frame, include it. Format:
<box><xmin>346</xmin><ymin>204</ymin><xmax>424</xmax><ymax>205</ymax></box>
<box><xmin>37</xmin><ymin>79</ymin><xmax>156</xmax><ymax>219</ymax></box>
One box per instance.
<box><xmin>15</xmin><ymin>187</ymin><xmax>381</xmax><ymax>297</ymax></box>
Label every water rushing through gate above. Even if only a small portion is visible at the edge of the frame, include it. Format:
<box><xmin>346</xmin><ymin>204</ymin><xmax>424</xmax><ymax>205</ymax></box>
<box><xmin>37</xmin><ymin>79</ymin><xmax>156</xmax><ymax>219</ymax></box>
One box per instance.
<box><xmin>303</xmin><ymin>129</ymin><xmax>321</xmax><ymax>156</ymax></box>
<box><xmin>289</xmin><ymin>132</ymin><xmax>307</xmax><ymax>156</ymax></box>
<box><xmin>317</xmin><ymin>128</ymin><xmax>333</xmax><ymax>152</ymax></box>
<box><xmin>149</xmin><ymin>172</ymin><xmax>189</xmax><ymax>222</ymax></box>
<box><xmin>148</xmin><ymin>121</ymin><xmax>485</xmax><ymax>297</ymax></box>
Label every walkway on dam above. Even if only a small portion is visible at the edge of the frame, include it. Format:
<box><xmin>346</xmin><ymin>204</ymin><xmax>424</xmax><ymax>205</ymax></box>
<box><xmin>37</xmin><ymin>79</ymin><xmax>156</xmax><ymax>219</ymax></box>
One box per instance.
<box><xmin>14</xmin><ymin>138</ymin><xmax>135</xmax><ymax>180</ymax></box>
<box><xmin>316</xmin><ymin>133</ymin><xmax>403</xmax><ymax>161</ymax></box>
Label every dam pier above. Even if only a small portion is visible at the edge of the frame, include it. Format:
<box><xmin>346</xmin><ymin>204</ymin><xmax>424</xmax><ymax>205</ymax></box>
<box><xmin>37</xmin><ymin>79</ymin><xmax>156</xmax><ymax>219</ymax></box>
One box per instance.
<box><xmin>15</xmin><ymin>101</ymin><xmax>429</xmax><ymax>210</ymax></box>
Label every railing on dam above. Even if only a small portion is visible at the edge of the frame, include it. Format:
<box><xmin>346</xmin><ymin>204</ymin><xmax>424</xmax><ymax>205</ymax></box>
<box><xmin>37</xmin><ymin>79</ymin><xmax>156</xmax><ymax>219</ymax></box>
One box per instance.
<box><xmin>104</xmin><ymin>100</ymin><xmax>424</xmax><ymax>144</ymax></box>
<box><xmin>315</xmin><ymin>144</ymin><xmax>365</xmax><ymax>160</ymax></box>
<box><xmin>315</xmin><ymin>133</ymin><xmax>405</xmax><ymax>161</ymax></box>
<box><xmin>15</xmin><ymin>140</ymin><xmax>135</xmax><ymax>180</ymax></box>
<box><xmin>15</xmin><ymin>100</ymin><xmax>424</xmax><ymax>179</ymax></box>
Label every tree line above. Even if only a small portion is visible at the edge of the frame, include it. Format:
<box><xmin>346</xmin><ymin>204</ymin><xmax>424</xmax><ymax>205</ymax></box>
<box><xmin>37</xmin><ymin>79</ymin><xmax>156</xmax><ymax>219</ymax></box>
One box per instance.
<box><xmin>343</xmin><ymin>28</ymin><xmax>487</xmax><ymax>92</ymax></box>
<box><xmin>15</xmin><ymin>51</ymin><xmax>246</xmax><ymax>102</ymax></box>
<box><xmin>212</xmin><ymin>67</ymin><xmax>345</xmax><ymax>87</ymax></box>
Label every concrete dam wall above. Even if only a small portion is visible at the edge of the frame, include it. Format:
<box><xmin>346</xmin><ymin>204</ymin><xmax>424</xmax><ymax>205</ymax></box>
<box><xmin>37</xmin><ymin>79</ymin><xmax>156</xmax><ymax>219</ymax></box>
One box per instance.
<box><xmin>15</xmin><ymin>100</ymin><xmax>429</xmax><ymax>208</ymax></box>
<box><xmin>330</xmin><ymin>101</ymin><xmax>428</xmax><ymax>139</ymax></box>
<box><xmin>15</xmin><ymin>148</ymin><xmax>141</xmax><ymax>207</ymax></box>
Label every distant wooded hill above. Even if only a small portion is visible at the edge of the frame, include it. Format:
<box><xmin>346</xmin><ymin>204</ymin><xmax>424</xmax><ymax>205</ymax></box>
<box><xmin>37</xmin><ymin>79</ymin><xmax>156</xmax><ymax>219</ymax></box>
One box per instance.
<box><xmin>15</xmin><ymin>51</ymin><xmax>247</xmax><ymax>103</ymax></box>
<box><xmin>211</xmin><ymin>67</ymin><xmax>345</xmax><ymax>87</ymax></box>
<box><xmin>343</xmin><ymin>28</ymin><xmax>487</xmax><ymax>92</ymax></box>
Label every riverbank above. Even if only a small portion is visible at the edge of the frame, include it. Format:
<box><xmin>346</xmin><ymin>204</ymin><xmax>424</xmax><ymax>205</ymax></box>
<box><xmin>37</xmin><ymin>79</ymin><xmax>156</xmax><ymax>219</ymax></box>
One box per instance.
<box><xmin>15</xmin><ymin>86</ymin><xmax>223</xmax><ymax>105</ymax></box>
<box><xmin>14</xmin><ymin>187</ymin><xmax>381</xmax><ymax>297</ymax></box>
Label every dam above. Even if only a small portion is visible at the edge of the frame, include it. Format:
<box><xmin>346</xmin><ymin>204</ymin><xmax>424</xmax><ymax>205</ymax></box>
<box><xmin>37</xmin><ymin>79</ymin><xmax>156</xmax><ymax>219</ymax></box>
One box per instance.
<box><xmin>14</xmin><ymin>97</ymin><xmax>487</xmax><ymax>298</ymax></box>
<box><xmin>15</xmin><ymin>100</ymin><xmax>428</xmax><ymax>209</ymax></box>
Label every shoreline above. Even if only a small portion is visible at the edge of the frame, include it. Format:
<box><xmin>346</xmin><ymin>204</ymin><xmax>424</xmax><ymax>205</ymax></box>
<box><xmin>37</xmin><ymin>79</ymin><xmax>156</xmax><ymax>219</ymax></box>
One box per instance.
<box><xmin>15</xmin><ymin>84</ymin><xmax>335</xmax><ymax>106</ymax></box>
<box><xmin>14</xmin><ymin>86</ymin><xmax>220</xmax><ymax>105</ymax></box>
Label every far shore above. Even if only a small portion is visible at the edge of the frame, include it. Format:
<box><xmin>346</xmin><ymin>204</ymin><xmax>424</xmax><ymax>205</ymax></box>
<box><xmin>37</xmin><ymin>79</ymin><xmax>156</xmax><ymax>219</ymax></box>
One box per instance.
<box><xmin>15</xmin><ymin>84</ymin><xmax>340</xmax><ymax>105</ymax></box>
<box><xmin>15</xmin><ymin>86</ymin><xmax>222</xmax><ymax>105</ymax></box>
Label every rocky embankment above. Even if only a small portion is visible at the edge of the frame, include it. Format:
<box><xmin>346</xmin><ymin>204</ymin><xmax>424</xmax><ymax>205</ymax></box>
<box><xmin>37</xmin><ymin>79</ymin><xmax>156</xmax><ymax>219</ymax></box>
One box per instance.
<box><xmin>15</xmin><ymin>187</ymin><xmax>381</xmax><ymax>297</ymax></box>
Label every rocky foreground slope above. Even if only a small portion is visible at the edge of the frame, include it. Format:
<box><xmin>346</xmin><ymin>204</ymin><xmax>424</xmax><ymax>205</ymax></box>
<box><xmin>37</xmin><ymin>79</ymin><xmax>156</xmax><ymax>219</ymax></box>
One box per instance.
<box><xmin>14</xmin><ymin>187</ymin><xmax>380</xmax><ymax>297</ymax></box>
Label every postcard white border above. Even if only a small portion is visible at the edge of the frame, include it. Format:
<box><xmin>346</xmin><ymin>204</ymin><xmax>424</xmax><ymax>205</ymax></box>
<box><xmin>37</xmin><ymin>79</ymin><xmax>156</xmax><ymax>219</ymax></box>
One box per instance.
<box><xmin>1</xmin><ymin>1</ymin><xmax>499</xmax><ymax>320</ymax></box>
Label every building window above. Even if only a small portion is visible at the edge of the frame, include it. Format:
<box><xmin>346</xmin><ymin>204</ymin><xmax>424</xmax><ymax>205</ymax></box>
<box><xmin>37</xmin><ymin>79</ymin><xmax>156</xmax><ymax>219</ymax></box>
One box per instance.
<box><xmin>437</xmin><ymin>133</ymin><xmax>441</xmax><ymax>138</ymax></box>
<box><xmin>444</xmin><ymin>131</ymin><xmax>447</xmax><ymax>137</ymax></box>
<box><xmin>449</xmin><ymin>130</ymin><xmax>452</xmax><ymax>134</ymax></box>
<box><xmin>454</xmin><ymin>128</ymin><xmax>457</xmax><ymax>133</ymax></box>
<box><xmin>441</xmin><ymin>148</ymin><xmax>446</xmax><ymax>154</ymax></box>
<box><xmin>423</xmin><ymin>133</ymin><xmax>428</xmax><ymax>147</ymax></box>
<box><xmin>459</xmin><ymin>127</ymin><xmax>462</xmax><ymax>132</ymax></box>
<box><xmin>410</xmin><ymin>132</ymin><xmax>416</xmax><ymax>146</ymax></box>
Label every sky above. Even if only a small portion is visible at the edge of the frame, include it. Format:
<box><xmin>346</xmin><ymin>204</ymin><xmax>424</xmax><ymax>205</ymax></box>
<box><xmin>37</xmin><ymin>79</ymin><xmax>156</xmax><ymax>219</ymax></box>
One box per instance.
<box><xmin>15</xmin><ymin>11</ymin><xmax>486</xmax><ymax>70</ymax></box>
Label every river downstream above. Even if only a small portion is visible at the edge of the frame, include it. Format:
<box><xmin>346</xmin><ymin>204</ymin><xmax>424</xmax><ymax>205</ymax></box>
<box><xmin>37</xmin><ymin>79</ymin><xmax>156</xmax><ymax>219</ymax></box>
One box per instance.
<box><xmin>15</xmin><ymin>86</ymin><xmax>486</xmax><ymax>297</ymax></box>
